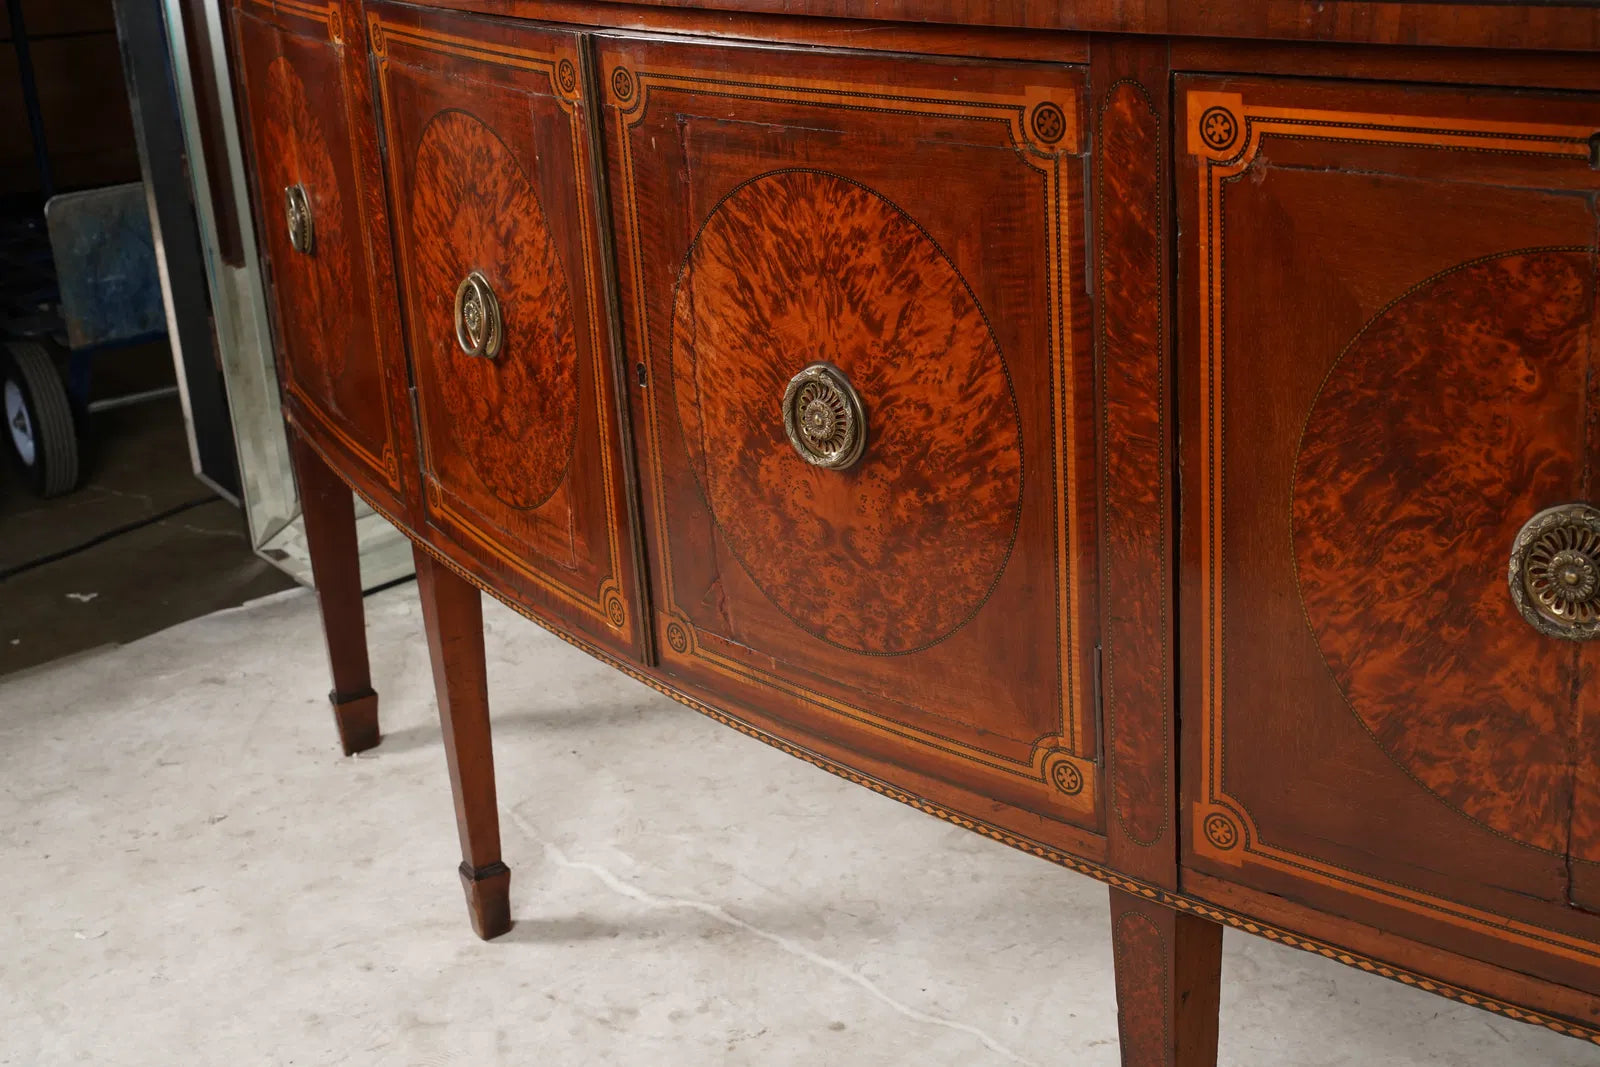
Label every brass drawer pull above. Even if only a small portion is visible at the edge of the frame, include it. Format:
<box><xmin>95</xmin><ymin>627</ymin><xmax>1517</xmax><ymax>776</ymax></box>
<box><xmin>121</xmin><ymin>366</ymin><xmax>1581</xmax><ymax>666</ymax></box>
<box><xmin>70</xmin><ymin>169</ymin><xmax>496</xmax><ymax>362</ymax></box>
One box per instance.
<box><xmin>1509</xmin><ymin>503</ymin><xmax>1600</xmax><ymax>641</ymax></box>
<box><xmin>782</xmin><ymin>362</ymin><xmax>866</xmax><ymax>470</ymax></box>
<box><xmin>453</xmin><ymin>270</ymin><xmax>502</xmax><ymax>359</ymax></box>
<box><xmin>284</xmin><ymin>183</ymin><xmax>314</xmax><ymax>254</ymax></box>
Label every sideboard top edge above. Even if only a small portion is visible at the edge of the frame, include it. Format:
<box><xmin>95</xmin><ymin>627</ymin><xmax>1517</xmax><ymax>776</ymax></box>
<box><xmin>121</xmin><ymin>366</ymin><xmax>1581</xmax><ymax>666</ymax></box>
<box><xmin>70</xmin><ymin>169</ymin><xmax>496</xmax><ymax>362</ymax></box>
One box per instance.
<box><xmin>404</xmin><ymin>0</ymin><xmax>1600</xmax><ymax>54</ymax></box>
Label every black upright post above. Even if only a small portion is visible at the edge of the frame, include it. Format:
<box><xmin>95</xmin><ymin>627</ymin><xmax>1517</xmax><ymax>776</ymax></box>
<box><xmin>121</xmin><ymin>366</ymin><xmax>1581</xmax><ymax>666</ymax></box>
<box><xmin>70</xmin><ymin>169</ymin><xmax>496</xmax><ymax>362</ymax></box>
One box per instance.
<box><xmin>7</xmin><ymin>0</ymin><xmax>55</xmax><ymax>200</ymax></box>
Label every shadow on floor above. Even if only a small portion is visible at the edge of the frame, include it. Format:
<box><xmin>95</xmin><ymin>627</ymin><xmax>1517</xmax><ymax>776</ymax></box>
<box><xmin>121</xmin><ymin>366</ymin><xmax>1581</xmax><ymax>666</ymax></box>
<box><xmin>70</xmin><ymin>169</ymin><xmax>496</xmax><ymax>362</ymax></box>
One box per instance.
<box><xmin>373</xmin><ymin>700</ymin><xmax>663</xmax><ymax>757</ymax></box>
<box><xmin>0</xmin><ymin>343</ymin><xmax>294</xmax><ymax>676</ymax></box>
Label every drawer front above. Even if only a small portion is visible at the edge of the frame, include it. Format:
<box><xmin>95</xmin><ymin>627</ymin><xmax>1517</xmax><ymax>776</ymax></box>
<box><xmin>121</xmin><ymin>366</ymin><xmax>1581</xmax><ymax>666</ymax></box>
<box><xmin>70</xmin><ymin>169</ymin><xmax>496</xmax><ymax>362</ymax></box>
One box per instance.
<box><xmin>233</xmin><ymin>1</ymin><xmax>407</xmax><ymax>504</ymax></box>
<box><xmin>1177</xmin><ymin>73</ymin><xmax>1600</xmax><ymax>984</ymax></box>
<box><xmin>601</xmin><ymin>36</ymin><xmax>1099</xmax><ymax>834</ymax></box>
<box><xmin>372</xmin><ymin>5</ymin><xmax>643</xmax><ymax>658</ymax></box>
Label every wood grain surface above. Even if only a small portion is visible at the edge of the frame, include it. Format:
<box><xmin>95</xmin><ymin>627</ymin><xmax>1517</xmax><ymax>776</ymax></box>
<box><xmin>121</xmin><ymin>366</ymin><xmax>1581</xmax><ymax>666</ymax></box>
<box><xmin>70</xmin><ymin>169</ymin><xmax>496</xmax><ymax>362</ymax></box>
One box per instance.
<box><xmin>1294</xmin><ymin>249</ymin><xmax>1595</xmax><ymax>859</ymax></box>
<box><xmin>671</xmin><ymin>169</ymin><xmax>1023</xmax><ymax>655</ymax></box>
<box><xmin>260</xmin><ymin>56</ymin><xmax>351</xmax><ymax>388</ymax></box>
<box><xmin>232</xmin><ymin>6</ymin><xmax>407</xmax><ymax>505</ymax></box>
<box><xmin>1179</xmin><ymin>72</ymin><xmax>1600</xmax><ymax>998</ymax></box>
<box><xmin>226</xmin><ymin>5</ymin><xmax>1600</xmax><ymax>1048</ymax></box>
<box><xmin>1095</xmin><ymin>69</ymin><xmax>1173</xmax><ymax>868</ymax></box>
<box><xmin>1110</xmin><ymin>888</ymin><xmax>1224</xmax><ymax>1067</ymax></box>
<box><xmin>602</xmin><ymin>32</ymin><xmax>1098</xmax><ymax>834</ymax></box>
<box><xmin>370</xmin><ymin>1</ymin><xmax>646</xmax><ymax>661</ymax></box>
<box><xmin>411</xmin><ymin>0</ymin><xmax>1600</xmax><ymax>54</ymax></box>
<box><xmin>409</xmin><ymin>109</ymin><xmax>579</xmax><ymax>511</ymax></box>
<box><xmin>415</xmin><ymin>546</ymin><xmax>512</xmax><ymax>941</ymax></box>
<box><xmin>288</xmin><ymin>428</ymin><xmax>381</xmax><ymax>756</ymax></box>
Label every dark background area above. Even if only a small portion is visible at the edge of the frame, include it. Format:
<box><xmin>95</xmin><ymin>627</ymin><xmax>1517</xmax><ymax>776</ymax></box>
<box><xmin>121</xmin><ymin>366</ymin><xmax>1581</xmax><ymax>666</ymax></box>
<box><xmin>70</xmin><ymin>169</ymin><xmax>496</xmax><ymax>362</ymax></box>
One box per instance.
<box><xmin>0</xmin><ymin>0</ymin><xmax>295</xmax><ymax>679</ymax></box>
<box><xmin>0</xmin><ymin>0</ymin><xmax>142</xmax><ymax>195</ymax></box>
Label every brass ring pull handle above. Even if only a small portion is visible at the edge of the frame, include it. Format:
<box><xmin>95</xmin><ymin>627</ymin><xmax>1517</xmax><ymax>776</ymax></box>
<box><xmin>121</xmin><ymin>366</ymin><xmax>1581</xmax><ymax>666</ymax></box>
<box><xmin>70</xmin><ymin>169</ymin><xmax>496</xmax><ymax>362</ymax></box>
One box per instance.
<box><xmin>1509</xmin><ymin>503</ymin><xmax>1600</xmax><ymax>641</ymax></box>
<box><xmin>453</xmin><ymin>271</ymin><xmax>503</xmax><ymax>359</ymax></box>
<box><xmin>782</xmin><ymin>362</ymin><xmax>866</xmax><ymax>470</ymax></box>
<box><xmin>284</xmin><ymin>183</ymin><xmax>314</xmax><ymax>254</ymax></box>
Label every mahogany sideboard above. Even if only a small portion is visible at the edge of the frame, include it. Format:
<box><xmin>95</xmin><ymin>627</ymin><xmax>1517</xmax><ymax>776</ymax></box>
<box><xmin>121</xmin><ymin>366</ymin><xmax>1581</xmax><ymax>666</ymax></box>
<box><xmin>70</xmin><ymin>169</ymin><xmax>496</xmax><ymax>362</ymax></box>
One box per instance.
<box><xmin>225</xmin><ymin>0</ymin><xmax>1600</xmax><ymax>1060</ymax></box>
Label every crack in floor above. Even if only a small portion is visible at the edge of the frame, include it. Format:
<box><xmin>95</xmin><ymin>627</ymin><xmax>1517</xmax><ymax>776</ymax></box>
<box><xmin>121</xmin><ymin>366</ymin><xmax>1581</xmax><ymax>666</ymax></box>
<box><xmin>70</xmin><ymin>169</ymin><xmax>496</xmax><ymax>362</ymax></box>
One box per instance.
<box><xmin>507</xmin><ymin>809</ymin><xmax>1038</xmax><ymax>1065</ymax></box>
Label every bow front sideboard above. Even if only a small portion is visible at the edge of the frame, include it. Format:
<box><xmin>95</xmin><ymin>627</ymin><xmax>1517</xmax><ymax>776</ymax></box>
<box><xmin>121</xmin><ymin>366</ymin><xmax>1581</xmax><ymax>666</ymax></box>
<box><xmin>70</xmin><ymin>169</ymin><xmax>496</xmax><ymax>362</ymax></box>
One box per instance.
<box><xmin>225</xmin><ymin>0</ymin><xmax>1600</xmax><ymax>1060</ymax></box>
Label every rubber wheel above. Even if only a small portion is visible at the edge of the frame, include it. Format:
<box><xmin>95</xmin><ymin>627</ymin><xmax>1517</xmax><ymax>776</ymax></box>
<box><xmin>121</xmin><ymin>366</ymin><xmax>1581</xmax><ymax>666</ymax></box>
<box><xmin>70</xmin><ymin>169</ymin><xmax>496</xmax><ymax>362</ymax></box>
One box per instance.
<box><xmin>3</xmin><ymin>340</ymin><xmax>80</xmax><ymax>498</ymax></box>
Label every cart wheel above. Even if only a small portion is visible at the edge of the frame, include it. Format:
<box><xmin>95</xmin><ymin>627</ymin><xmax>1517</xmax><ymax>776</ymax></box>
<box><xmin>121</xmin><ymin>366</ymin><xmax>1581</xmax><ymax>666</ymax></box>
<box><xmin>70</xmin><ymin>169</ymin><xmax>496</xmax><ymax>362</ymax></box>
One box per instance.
<box><xmin>3</xmin><ymin>340</ymin><xmax>80</xmax><ymax>497</ymax></box>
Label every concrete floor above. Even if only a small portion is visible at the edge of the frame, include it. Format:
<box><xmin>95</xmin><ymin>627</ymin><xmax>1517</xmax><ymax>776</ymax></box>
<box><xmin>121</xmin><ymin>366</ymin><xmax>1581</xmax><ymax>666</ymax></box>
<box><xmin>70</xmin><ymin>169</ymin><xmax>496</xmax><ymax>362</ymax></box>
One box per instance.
<box><xmin>0</xmin><ymin>342</ymin><xmax>295</xmax><ymax>676</ymax></box>
<box><xmin>2</xmin><ymin>586</ymin><xmax>1598</xmax><ymax>1066</ymax></box>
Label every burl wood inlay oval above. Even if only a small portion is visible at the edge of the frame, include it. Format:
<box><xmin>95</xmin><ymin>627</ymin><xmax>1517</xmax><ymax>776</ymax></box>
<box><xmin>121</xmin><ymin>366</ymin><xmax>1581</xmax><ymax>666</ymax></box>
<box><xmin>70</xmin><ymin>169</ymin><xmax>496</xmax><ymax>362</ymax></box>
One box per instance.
<box><xmin>1293</xmin><ymin>249</ymin><xmax>1595</xmax><ymax>857</ymax></box>
<box><xmin>671</xmin><ymin>170</ymin><xmax>1022</xmax><ymax>655</ymax></box>
<box><xmin>261</xmin><ymin>57</ymin><xmax>348</xmax><ymax>387</ymax></box>
<box><xmin>410</xmin><ymin>110</ymin><xmax>578</xmax><ymax>510</ymax></box>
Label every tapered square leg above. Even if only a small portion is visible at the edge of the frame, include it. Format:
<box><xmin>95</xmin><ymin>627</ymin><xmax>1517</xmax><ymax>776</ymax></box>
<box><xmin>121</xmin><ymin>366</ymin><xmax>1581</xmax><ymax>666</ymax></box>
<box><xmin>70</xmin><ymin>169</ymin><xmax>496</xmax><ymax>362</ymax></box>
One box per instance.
<box><xmin>1109</xmin><ymin>887</ymin><xmax>1224</xmax><ymax>1067</ymax></box>
<box><xmin>329</xmin><ymin>687</ymin><xmax>380</xmax><ymax>756</ymax></box>
<box><xmin>287</xmin><ymin>430</ymin><xmax>380</xmax><ymax>755</ymax></box>
<box><xmin>415</xmin><ymin>546</ymin><xmax>511</xmax><ymax>940</ymax></box>
<box><xmin>458</xmin><ymin>861</ymin><xmax>512</xmax><ymax>941</ymax></box>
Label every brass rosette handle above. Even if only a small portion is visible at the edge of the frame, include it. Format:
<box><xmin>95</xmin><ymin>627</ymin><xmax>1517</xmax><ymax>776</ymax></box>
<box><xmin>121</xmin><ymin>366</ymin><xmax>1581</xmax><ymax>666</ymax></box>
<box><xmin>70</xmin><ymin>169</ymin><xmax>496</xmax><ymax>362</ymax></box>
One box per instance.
<box><xmin>782</xmin><ymin>362</ymin><xmax>866</xmax><ymax>470</ymax></box>
<box><xmin>453</xmin><ymin>270</ymin><xmax>503</xmax><ymax>359</ymax></box>
<box><xmin>1509</xmin><ymin>503</ymin><xmax>1600</xmax><ymax>641</ymax></box>
<box><xmin>284</xmin><ymin>183</ymin><xmax>314</xmax><ymax>255</ymax></box>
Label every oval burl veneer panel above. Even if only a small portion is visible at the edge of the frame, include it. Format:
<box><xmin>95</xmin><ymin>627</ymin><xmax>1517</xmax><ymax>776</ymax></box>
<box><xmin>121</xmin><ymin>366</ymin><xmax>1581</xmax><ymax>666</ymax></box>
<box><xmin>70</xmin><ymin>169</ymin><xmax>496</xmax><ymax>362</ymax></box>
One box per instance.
<box><xmin>260</xmin><ymin>57</ymin><xmax>351</xmax><ymax>393</ymax></box>
<box><xmin>1292</xmin><ymin>249</ymin><xmax>1596</xmax><ymax>857</ymax></box>
<box><xmin>409</xmin><ymin>109</ymin><xmax>579</xmax><ymax>511</ymax></box>
<box><xmin>670</xmin><ymin>169</ymin><xmax>1023</xmax><ymax>655</ymax></box>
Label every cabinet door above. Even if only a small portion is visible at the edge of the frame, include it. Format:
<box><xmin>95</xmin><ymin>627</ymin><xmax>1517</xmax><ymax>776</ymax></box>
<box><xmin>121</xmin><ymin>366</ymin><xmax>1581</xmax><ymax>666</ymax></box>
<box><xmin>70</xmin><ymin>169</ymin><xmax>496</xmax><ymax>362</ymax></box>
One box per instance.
<box><xmin>600</xmin><ymin>35</ymin><xmax>1099</xmax><ymax>844</ymax></box>
<box><xmin>371</xmin><ymin>4</ymin><xmax>643</xmax><ymax>659</ymax></box>
<box><xmin>1178</xmin><ymin>73</ymin><xmax>1600</xmax><ymax>989</ymax></box>
<box><xmin>232</xmin><ymin>0</ymin><xmax>410</xmax><ymax>512</ymax></box>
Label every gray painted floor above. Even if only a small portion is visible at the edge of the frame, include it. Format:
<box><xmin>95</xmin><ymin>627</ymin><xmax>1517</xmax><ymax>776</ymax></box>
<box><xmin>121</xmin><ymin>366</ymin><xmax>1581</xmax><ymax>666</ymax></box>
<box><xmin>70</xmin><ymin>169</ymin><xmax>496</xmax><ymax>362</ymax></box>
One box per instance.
<box><xmin>2</xmin><ymin>585</ymin><xmax>1597</xmax><ymax>1066</ymax></box>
